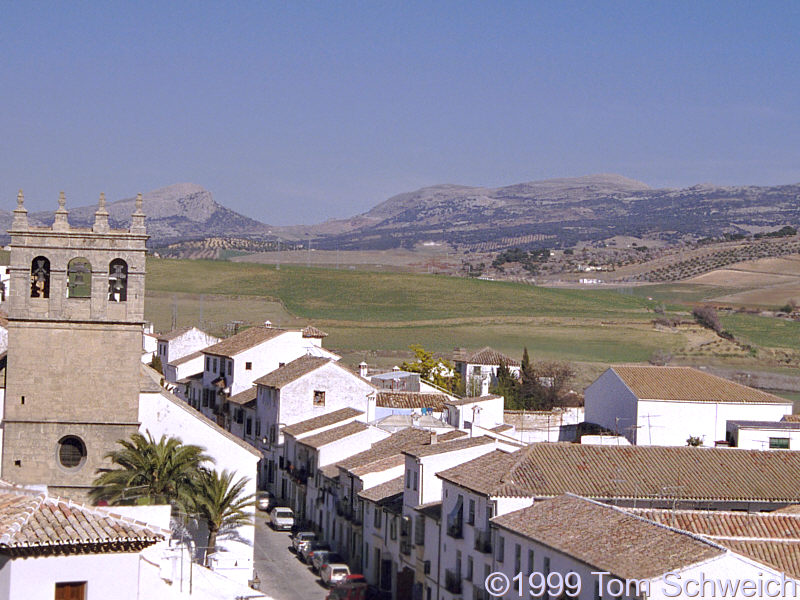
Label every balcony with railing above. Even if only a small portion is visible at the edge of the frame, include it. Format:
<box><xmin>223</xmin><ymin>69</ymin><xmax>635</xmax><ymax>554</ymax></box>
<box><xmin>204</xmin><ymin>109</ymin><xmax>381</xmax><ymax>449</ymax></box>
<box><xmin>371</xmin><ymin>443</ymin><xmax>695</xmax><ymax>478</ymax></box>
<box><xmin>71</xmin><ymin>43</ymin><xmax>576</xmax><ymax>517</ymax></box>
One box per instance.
<box><xmin>474</xmin><ymin>528</ymin><xmax>492</xmax><ymax>554</ymax></box>
<box><xmin>444</xmin><ymin>569</ymin><xmax>462</xmax><ymax>594</ymax></box>
<box><xmin>446</xmin><ymin>514</ymin><xmax>463</xmax><ymax>539</ymax></box>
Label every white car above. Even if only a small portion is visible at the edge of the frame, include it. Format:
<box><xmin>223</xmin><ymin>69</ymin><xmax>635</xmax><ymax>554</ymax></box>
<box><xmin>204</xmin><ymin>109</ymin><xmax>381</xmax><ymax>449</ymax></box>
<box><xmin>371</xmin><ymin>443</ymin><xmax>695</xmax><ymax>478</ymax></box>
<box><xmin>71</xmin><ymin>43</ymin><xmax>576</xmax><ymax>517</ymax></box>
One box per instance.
<box><xmin>320</xmin><ymin>563</ymin><xmax>350</xmax><ymax>587</ymax></box>
<box><xmin>256</xmin><ymin>491</ymin><xmax>273</xmax><ymax>512</ymax></box>
<box><xmin>269</xmin><ymin>507</ymin><xmax>295</xmax><ymax>531</ymax></box>
<box><xmin>292</xmin><ymin>531</ymin><xmax>316</xmax><ymax>554</ymax></box>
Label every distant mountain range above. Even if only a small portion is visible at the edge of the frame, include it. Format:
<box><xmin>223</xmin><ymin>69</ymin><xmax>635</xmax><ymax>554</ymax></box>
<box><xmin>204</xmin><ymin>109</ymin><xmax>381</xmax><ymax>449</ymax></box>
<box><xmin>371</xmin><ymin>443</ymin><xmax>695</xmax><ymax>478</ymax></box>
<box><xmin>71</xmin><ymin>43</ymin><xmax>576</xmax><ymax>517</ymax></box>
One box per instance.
<box><xmin>4</xmin><ymin>175</ymin><xmax>799</xmax><ymax>251</ymax></box>
<box><xmin>0</xmin><ymin>183</ymin><xmax>272</xmax><ymax>245</ymax></box>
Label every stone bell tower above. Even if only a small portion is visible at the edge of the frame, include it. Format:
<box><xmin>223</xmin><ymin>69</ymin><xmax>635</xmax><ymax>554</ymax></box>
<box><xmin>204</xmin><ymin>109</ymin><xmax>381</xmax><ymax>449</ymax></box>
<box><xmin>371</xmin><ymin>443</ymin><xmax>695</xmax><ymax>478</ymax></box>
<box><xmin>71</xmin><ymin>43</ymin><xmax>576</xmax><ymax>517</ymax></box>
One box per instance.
<box><xmin>1</xmin><ymin>190</ymin><xmax>148</xmax><ymax>499</ymax></box>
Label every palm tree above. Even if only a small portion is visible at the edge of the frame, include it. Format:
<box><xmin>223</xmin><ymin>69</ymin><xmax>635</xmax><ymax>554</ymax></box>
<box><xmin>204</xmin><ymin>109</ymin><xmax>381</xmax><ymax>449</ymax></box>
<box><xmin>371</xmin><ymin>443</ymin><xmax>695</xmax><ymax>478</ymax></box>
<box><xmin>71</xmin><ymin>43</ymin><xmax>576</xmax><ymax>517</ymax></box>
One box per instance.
<box><xmin>191</xmin><ymin>468</ymin><xmax>255</xmax><ymax>562</ymax></box>
<box><xmin>91</xmin><ymin>431</ymin><xmax>212</xmax><ymax>510</ymax></box>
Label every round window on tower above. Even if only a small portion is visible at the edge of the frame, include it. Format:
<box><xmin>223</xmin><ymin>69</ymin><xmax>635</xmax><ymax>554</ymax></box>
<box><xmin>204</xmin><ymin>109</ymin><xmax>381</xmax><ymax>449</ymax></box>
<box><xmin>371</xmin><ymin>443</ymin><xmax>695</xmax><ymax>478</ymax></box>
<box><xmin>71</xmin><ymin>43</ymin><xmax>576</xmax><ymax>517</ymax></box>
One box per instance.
<box><xmin>57</xmin><ymin>436</ymin><xmax>87</xmax><ymax>469</ymax></box>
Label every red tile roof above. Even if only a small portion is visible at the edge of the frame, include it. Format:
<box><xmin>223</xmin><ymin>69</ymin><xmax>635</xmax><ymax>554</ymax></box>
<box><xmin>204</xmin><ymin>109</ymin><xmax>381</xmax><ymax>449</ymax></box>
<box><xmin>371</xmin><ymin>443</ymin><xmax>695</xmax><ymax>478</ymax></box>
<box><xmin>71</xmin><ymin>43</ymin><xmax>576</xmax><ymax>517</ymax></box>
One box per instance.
<box><xmin>611</xmin><ymin>366</ymin><xmax>791</xmax><ymax>404</ymax></box>
<box><xmin>0</xmin><ymin>483</ymin><xmax>164</xmax><ymax>554</ymax></box>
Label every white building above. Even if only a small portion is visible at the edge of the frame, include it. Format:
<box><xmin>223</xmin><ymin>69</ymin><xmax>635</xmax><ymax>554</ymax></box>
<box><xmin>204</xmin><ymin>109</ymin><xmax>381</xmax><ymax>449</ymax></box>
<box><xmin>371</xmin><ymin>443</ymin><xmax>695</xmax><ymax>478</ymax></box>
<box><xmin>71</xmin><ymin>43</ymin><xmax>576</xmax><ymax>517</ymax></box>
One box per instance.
<box><xmin>198</xmin><ymin>325</ymin><xmax>340</xmax><ymax>405</ymax></box>
<box><xmin>139</xmin><ymin>365</ymin><xmax>261</xmax><ymax>583</ymax></box>
<box><xmin>453</xmin><ymin>347</ymin><xmax>520</xmax><ymax>397</ymax></box>
<box><xmin>490</xmin><ymin>494</ymin><xmax>796</xmax><ymax>600</ymax></box>
<box><xmin>156</xmin><ymin>326</ymin><xmax>220</xmax><ymax>366</ymax></box>
<box><xmin>0</xmin><ymin>481</ymin><xmax>166</xmax><ymax>600</ymax></box>
<box><xmin>443</xmin><ymin>394</ymin><xmax>505</xmax><ymax>431</ymax></box>
<box><xmin>256</xmin><ymin>356</ymin><xmax>376</xmax><ymax>498</ymax></box>
<box><xmin>726</xmin><ymin>419</ymin><xmax>800</xmax><ymax>450</ymax></box>
<box><xmin>584</xmin><ymin>366</ymin><xmax>793</xmax><ymax>446</ymax></box>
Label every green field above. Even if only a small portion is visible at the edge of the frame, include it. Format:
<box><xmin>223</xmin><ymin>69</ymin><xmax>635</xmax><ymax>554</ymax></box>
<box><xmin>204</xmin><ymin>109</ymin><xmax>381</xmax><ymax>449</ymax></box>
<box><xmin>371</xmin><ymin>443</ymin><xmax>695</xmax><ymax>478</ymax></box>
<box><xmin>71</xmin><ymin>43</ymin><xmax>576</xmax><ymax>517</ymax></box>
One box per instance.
<box><xmin>144</xmin><ymin>257</ymin><xmax>799</xmax><ymax>369</ymax></box>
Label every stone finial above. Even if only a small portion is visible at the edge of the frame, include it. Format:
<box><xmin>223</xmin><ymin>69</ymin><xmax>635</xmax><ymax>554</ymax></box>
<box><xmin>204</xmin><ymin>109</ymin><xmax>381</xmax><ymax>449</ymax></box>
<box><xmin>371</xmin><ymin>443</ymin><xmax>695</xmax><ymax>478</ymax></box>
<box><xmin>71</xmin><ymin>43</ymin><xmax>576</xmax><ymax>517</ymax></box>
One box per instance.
<box><xmin>129</xmin><ymin>192</ymin><xmax>146</xmax><ymax>234</ymax></box>
<box><xmin>93</xmin><ymin>192</ymin><xmax>110</xmax><ymax>233</ymax></box>
<box><xmin>12</xmin><ymin>189</ymin><xmax>28</xmax><ymax>230</ymax></box>
<box><xmin>53</xmin><ymin>191</ymin><xmax>70</xmax><ymax>231</ymax></box>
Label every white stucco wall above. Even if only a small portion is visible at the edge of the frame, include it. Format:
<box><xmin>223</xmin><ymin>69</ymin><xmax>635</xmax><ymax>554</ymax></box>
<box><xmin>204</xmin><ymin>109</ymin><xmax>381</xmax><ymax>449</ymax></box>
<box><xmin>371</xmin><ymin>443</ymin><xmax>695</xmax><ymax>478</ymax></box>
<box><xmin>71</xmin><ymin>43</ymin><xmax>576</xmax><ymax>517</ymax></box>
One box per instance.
<box><xmin>584</xmin><ymin>369</ymin><xmax>640</xmax><ymax>442</ymax></box>
<box><xmin>0</xmin><ymin>552</ymin><xmax>140</xmax><ymax>600</ymax></box>
<box><xmin>638</xmin><ymin>399</ymin><xmax>793</xmax><ymax>447</ymax></box>
<box><xmin>729</xmin><ymin>425</ymin><xmax>800</xmax><ymax>450</ymax></box>
<box><xmin>138</xmin><ymin>390</ymin><xmax>260</xmax><ymax>562</ymax></box>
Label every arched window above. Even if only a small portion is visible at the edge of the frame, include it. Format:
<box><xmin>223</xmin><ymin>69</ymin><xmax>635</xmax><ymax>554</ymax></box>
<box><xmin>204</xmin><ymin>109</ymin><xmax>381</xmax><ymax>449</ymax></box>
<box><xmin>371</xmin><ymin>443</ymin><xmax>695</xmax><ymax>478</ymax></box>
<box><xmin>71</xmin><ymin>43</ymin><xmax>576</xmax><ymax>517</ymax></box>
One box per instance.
<box><xmin>66</xmin><ymin>258</ymin><xmax>92</xmax><ymax>298</ymax></box>
<box><xmin>108</xmin><ymin>258</ymin><xmax>128</xmax><ymax>302</ymax></box>
<box><xmin>30</xmin><ymin>256</ymin><xmax>50</xmax><ymax>298</ymax></box>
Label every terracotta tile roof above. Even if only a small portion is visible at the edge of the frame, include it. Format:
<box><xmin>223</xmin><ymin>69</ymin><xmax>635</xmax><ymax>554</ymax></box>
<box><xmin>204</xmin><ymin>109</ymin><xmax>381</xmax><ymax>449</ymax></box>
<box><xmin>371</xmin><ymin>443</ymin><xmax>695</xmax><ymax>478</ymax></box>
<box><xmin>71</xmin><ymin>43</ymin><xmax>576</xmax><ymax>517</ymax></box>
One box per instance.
<box><xmin>491</xmin><ymin>424</ymin><xmax>513</xmax><ymax>433</ymax></box>
<box><xmin>140</xmin><ymin>363</ymin><xmax>165</xmax><ymax>393</ymax></box>
<box><xmin>438</xmin><ymin>443</ymin><xmax>800</xmax><ymax>502</ymax></box>
<box><xmin>492</xmin><ymin>495</ymin><xmax>724</xmax><ymax>581</ymax></box>
<box><xmin>227</xmin><ymin>386</ymin><xmax>257</xmax><ymax>406</ymax></box>
<box><xmin>348</xmin><ymin>454</ymin><xmax>406</xmax><ymax>477</ymax></box>
<box><xmin>404</xmin><ymin>435</ymin><xmax>495</xmax><ymax>458</ymax></box>
<box><xmin>437</xmin><ymin>450</ymin><xmax>519</xmax><ymax>495</ymax></box>
<box><xmin>253</xmin><ymin>355</ymin><xmax>332</xmax><ymax>388</ymax></box>
<box><xmin>610</xmin><ymin>366</ymin><xmax>791</xmax><ymax>404</ymax></box>
<box><xmin>320</xmin><ymin>464</ymin><xmax>341</xmax><ymax>480</ymax></box>
<box><xmin>298</xmin><ymin>421</ymin><xmax>370</xmax><ymax>449</ymax></box>
<box><xmin>375</xmin><ymin>391</ymin><xmax>449</xmax><ymax>412</ymax></box>
<box><xmin>720</xmin><ymin>540</ymin><xmax>800</xmax><ymax>579</ymax></box>
<box><xmin>628</xmin><ymin>508</ymin><xmax>800</xmax><ymax>540</ymax></box>
<box><xmin>416</xmin><ymin>501</ymin><xmax>442</xmax><ymax>521</ymax></box>
<box><xmin>438</xmin><ymin>430</ymin><xmax>468</xmax><ymax>441</ymax></box>
<box><xmin>168</xmin><ymin>350</ymin><xmax>204</xmax><ymax>367</ymax></box>
<box><xmin>282</xmin><ymin>408</ymin><xmax>364</xmax><ymax>437</ymax></box>
<box><xmin>729</xmin><ymin>420</ymin><xmax>800</xmax><ymax>430</ymax></box>
<box><xmin>460</xmin><ymin>347</ymin><xmax>519</xmax><ymax>367</ymax></box>
<box><xmin>156</xmin><ymin>326</ymin><xmax>193</xmax><ymax>342</ymax></box>
<box><xmin>0</xmin><ymin>483</ymin><xmax>164</xmax><ymax>554</ymax></box>
<box><xmin>302</xmin><ymin>325</ymin><xmax>328</xmax><ymax>338</ymax></box>
<box><xmin>358</xmin><ymin>477</ymin><xmax>404</xmax><ymax>503</ymax></box>
<box><xmin>337</xmin><ymin>428</ymin><xmax>431</xmax><ymax>473</ymax></box>
<box><xmin>203</xmin><ymin>326</ymin><xmax>286</xmax><ymax>358</ymax></box>
<box><xmin>784</xmin><ymin>415</ymin><xmax>800</xmax><ymax>423</ymax></box>
<box><xmin>629</xmin><ymin>507</ymin><xmax>800</xmax><ymax>579</ymax></box>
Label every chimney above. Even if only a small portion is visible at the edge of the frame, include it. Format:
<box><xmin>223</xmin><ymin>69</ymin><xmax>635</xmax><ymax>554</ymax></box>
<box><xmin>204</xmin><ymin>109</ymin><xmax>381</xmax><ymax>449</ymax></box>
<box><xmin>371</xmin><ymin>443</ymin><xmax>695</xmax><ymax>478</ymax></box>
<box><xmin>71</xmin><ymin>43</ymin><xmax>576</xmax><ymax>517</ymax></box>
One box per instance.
<box><xmin>429</xmin><ymin>431</ymin><xmax>438</xmax><ymax>445</ymax></box>
<box><xmin>264</xmin><ymin>320</ymin><xmax>273</xmax><ymax>328</ymax></box>
<box><xmin>359</xmin><ymin>361</ymin><xmax>368</xmax><ymax>378</ymax></box>
<box><xmin>392</xmin><ymin>365</ymin><xmax>401</xmax><ymax>372</ymax></box>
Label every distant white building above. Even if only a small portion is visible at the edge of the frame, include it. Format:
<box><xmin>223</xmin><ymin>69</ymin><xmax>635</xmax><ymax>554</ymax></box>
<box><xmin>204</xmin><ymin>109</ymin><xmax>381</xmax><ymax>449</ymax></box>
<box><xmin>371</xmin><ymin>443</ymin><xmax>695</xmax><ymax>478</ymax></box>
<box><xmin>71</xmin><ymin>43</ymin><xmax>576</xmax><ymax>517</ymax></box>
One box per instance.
<box><xmin>584</xmin><ymin>366</ymin><xmax>793</xmax><ymax>446</ymax></box>
<box><xmin>156</xmin><ymin>326</ymin><xmax>220</xmax><ymax>366</ymax></box>
<box><xmin>453</xmin><ymin>347</ymin><xmax>520</xmax><ymax>396</ymax></box>
<box><xmin>443</xmin><ymin>394</ymin><xmax>506</xmax><ymax>431</ymax></box>
<box><xmin>727</xmin><ymin>419</ymin><xmax>800</xmax><ymax>450</ymax></box>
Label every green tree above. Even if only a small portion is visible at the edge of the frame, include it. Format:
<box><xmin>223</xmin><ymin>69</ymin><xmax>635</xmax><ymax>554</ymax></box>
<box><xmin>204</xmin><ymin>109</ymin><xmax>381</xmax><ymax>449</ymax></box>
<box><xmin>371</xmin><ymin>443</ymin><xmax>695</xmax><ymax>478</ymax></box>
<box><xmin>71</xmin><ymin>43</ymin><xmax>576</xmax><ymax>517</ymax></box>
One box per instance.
<box><xmin>191</xmin><ymin>469</ymin><xmax>254</xmax><ymax>561</ymax></box>
<box><xmin>490</xmin><ymin>362</ymin><xmax>521</xmax><ymax>409</ymax></box>
<box><xmin>91</xmin><ymin>431</ymin><xmax>211</xmax><ymax>510</ymax></box>
<box><xmin>400</xmin><ymin>345</ymin><xmax>462</xmax><ymax>393</ymax></box>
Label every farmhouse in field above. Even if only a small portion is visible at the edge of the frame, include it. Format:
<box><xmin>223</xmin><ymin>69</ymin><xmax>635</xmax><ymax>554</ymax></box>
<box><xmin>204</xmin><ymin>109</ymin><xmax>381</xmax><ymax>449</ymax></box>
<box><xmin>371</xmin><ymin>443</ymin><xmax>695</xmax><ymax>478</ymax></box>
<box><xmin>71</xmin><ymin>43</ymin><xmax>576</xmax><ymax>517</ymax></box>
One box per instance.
<box><xmin>453</xmin><ymin>346</ymin><xmax>520</xmax><ymax>396</ymax></box>
<box><xmin>584</xmin><ymin>365</ymin><xmax>792</xmax><ymax>446</ymax></box>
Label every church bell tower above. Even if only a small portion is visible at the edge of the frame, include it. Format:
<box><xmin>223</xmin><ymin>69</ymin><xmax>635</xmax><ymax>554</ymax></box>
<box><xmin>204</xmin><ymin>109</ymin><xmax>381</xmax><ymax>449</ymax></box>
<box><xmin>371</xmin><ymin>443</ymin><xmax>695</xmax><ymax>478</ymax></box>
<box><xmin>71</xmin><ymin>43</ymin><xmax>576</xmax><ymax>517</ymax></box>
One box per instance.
<box><xmin>2</xmin><ymin>190</ymin><xmax>148</xmax><ymax>499</ymax></box>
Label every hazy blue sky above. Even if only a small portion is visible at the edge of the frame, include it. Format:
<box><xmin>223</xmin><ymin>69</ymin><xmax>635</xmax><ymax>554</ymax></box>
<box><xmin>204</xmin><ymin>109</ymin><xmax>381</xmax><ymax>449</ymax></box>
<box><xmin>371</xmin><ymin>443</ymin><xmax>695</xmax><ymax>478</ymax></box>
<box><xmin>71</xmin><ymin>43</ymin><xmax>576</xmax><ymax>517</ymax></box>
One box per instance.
<box><xmin>2</xmin><ymin>2</ymin><xmax>798</xmax><ymax>224</ymax></box>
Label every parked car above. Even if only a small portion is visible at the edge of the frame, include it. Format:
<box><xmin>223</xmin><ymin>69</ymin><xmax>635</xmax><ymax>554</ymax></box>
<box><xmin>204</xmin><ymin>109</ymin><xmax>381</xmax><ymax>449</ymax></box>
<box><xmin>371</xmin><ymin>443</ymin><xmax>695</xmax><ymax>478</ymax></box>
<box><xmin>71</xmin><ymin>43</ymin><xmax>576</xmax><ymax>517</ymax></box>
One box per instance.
<box><xmin>326</xmin><ymin>582</ymin><xmax>367</xmax><ymax>600</ymax></box>
<box><xmin>269</xmin><ymin>507</ymin><xmax>295</xmax><ymax>531</ymax></box>
<box><xmin>256</xmin><ymin>491</ymin><xmax>273</xmax><ymax>512</ymax></box>
<box><xmin>302</xmin><ymin>541</ymin><xmax>330</xmax><ymax>564</ymax></box>
<box><xmin>291</xmin><ymin>531</ymin><xmax>316</xmax><ymax>554</ymax></box>
<box><xmin>321</xmin><ymin>563</ymin><xmax>351</xmax><ymax>587</ymax></box>
<box><xmin>312</xmin><ymin>550</ymin><xmax>344</xmax><ymax>573</ymax></box>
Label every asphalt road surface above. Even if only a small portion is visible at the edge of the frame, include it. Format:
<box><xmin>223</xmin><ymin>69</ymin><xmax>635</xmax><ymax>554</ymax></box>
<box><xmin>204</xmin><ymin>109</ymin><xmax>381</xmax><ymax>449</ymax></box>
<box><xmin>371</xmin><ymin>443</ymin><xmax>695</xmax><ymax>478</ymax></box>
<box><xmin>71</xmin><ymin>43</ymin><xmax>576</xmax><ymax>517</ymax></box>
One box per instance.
<box><xmin>253</xmin><ymin>514</ymin><xmax>329</xmax><ymax>600</ymax></box>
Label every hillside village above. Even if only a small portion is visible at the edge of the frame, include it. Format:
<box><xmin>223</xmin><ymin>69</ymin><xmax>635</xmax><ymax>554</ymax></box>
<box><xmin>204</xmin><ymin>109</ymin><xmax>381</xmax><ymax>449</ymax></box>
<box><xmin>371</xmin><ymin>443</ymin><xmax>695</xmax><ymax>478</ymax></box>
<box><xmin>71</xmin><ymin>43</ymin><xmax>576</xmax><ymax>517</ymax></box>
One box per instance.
<box><xmin>2</xmin><ymin>196</ymin><xmax>800</xmax><ymax>600</ymax></box>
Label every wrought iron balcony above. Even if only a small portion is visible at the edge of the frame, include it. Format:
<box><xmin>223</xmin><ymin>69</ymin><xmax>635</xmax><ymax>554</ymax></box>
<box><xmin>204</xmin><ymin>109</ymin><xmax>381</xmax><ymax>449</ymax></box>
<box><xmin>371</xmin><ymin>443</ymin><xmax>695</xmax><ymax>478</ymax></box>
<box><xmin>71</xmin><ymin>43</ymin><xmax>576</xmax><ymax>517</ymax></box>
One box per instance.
<box><xmin>444</xmin><ymin>569</ymin><xmax>462</xmax><ymax>594</ymax></box>
<box><xmin>474</xmin><ymin>528</ymin><xmax>492</xmax><ymax>554</ymax></box>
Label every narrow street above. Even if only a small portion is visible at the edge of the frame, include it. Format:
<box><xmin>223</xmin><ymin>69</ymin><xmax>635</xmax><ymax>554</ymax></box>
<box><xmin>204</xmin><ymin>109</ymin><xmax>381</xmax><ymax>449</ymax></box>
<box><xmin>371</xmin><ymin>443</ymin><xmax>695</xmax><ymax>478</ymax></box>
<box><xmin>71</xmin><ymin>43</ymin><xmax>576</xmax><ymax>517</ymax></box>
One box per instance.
<box><xmin>253</xmin><ymin>514</ymin><xmax>329</xmax><ymax>600</ymax></box>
